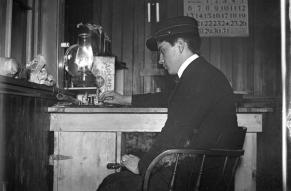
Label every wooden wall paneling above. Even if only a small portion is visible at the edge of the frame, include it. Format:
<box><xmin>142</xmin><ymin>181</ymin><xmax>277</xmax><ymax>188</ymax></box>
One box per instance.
<box><xmin>220</xmin><ymin>38</ymin><xmax>234</xmax><ymax>86</ymax></box>
<box><xmin>4</xmin><ymin>96</ymin><xmax>15</xmax><ymax>189</ymax></box>
<box><xmin>0</xmin><ymin>0</ymin><xmax>8</xmax><ymax>56</ymax></box>
<box><xmin>102</xmin><ymin>0</ymin><xmax>113</xmax><ymax>38</ymax></box>
<box><xmin>151</xmin><ymin>76</ymin><xmax>158</xmax><ymax>93</ymax></box>
<box><xmin>146</xmin><ymin>9</ymin><xmax>160</xmax><ymax>94</ymax></box>
<box><xmin>209</xmin><ymin>38</ymin><xmax>222</xmax><ymax>70</ymax></box>
<box><xmin>4</xmin><ymin>0</ymin><xmax>12</xmax><ymax>57</ymax></box>
<box><xmin>244</xmin><ymin>36</ymin><xmax>254</xmax><ymax>94</ymax></box>
<box><xmin>143</xmin><ymin>0</ymin><xmax>153</xmax><ymax>94</ymax></box>
<box><xmin>33</xmin><ymin>0</ymin><xmax>40</xmax><ymax>56</ymax></box>
<box><xmin>40</xmin><ymin>0</ymin><xmax>59</xmax><ymax>83</ymax></box>
<box><xmin>142</xmin><ymin>64</ymin><xmax>153</xmax><ymax>94</ymax></box>
<box><xmin>26</xmin><ymin>0</ymin><xmax>33</xmax><ymax>64</ymax></box>
<box><xmin>231</xmin><ymin>38</ymin><xmax>248</xmax><ymax>92</ymax></box>
<box><xmin>0</xmin><ymin>94</ymin><xmax>5</xmax><ymax>188</ymax></box>
<box><xmin>252</xmin><ymin>0</ymin><xmax>266</xmax><ymax>96</ymax></box>
<box><xmin>5</xmin><ymin>95</ymin><xmax>24</xmax><ymax>189</ymax></box>
<box><xmin>92</xmin><ymin>0</ymin><xmax>102</xmax><ymax>25</ymax></box>
<box><xmin>253</xmin><ymin>44</ymin><xmax>263</xmax><ymax>95</ymax></box>
<box><xmin>65</xmin><ymin>0</ymin><xmax>94</xmax><ymax>43</ymax></box>
<box><xmin>145</xmin><ymin>54</ymin><xmax>158</xmax><ymax>93</ymax></box>
<box><xmin>132</xmin><ymin>0</ymin><xmax>145</xmax><ymax>94</ymax></box>
<box><xmin>111</xmin><ymin>0</ymin><xmax>124</xmax><ymax>94</ymax></box>
<box><xmin>32</xmin><ymin>97</ymin><xmax>53</xmax><ymax>191</ymax></box>
<box><xmin>57</xmin><ymin>0</ymin><xmax>65</xmax><ymax>89</ymax></box>
<box><xmin>159</xmin><ymin>0</ymin><xmax>167</xmax><ymax>21</ymax></box>
<box><xmin>262</xmin><ymin>22</ymin><xmax>281</xmax><ymax>96</ymax></box>
<box><xmin>92</xmin><ymin>0</ymin><xmax>113</xmax><ymax>37</ymax></box>
<box><xmin>11</xmin><ymin>1</ymin><xmax>28</xmax><ymax>65</ymax></box>
<box><xmin>245</xmin><ymin>0</ymin><xmax>255</xmax><ymax>96</ymax></box>
<box><xmin>149</xmin><ymin>1</ymin><xmax>162</xmax><ymax>94</ymax></box>
<box><xmin>200</xmin><ymin>38</ymin><xmax>211</xmax><ymax>62</ymax></box>
<box><xmin>165</xmin><ymin>0</ymin><xmax>178</xmax><ymax>18</ymax></box>
<box><xmin>3</xmin><ymin>93</ymin><xmax>54</xmax><ymax>191</ymax></box>
<box><xmin>265</xmin><ymin>2</ymin><xmax>280</xmax><ymax>97</ymax></box>
<box><xmin>122</xmin><ymin>0</ymin><xmax>134</xmax><ymax>95</ymax></box>
<box><xmin>177</xmin><ymin>0</ymin><xmax>184</xmax><ymax>16</ymax></box>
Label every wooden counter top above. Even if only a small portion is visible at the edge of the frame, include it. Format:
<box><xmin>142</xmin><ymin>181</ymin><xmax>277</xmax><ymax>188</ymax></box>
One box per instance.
<box><xmin>48</xmin><ymin>106</ymin><xmax>272</xmax><ymax>133</ymax></box>
<box><xmin>47</xmin><ymin>106</ymin><xmax>273</xmax><ymax>113</ymax></box>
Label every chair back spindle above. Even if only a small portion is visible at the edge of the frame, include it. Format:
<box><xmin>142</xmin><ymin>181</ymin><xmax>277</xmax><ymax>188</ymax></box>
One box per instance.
<box><xmin>169</xmin><ymin>154</ymin><xmax>180</xmax><ymax>191</ymax></box>
<box><xmin>143</xmin><ymin>149</ymin><xmax>245</xmax><ymax>191</ymax></box>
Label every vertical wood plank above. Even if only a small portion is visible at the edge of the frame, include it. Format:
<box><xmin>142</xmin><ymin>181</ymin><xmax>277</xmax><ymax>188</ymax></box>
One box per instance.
<box><xmin>3</xmin><ymin>93</ymin><xmax>54</xmax><ymax>191</ymax></box>
<box><xmin>133</xmin><ymin>0</ymin><xmax>145</xmax><ymax>94</ymax></box>
<box><xmin>111</xmin><ymin>0</ymin><xmax>124</xmax><ymax>94</ymax></box>
<box><xmin>177</xmin><ymin>0</ymin><xmax>184</xmax><ymax>16</ymax></box>
<box><xmin>232</xmin><ymin>38</ymin><xmax>248</xmax><ymax>92</ymax></box>
<box><xmin>209</xmin><ymin>38</ymin><xmax>222</xmax><ymax>70</ymax></box>
<box><xmin>0</xmin><ymin>0</ymin><xmax>7</xmax><ymax>56</ymax></box>
<box><xmin>144</xmin><ymin>0</ymin><xmax>153</xmax><ymax>93</ymax></box>
<box><xmin>33</xmin><ymin>0</ymin><xmax>40</xmax><ymax>56</ymax></box>
<box><xmin>245</xmin><ymin>0</ymin><xmax>255</xmax><ymax>95</ymax></box>
<box><xmin>98</xmin><ymin>0</ymin><xmax>113</xmax><ymax>37</ymax></box>
<box><xmin>122</xmin><ymin>0</ymin><xmax>134</xmax><ymax>95</ymax></box>
<box><xmin>220</xmin><ymin>38</ymin><xmax>233</xmax><ymax>85</ymax></box>
<box><xmin>40</xmin><ymin>0</ymin><xmax>59</xmax><ymax>82</ymax></box>
<box><xmin>252</xmin><ymin>1</ymin><xmax>261</xmax><ymax>96</ymax></box>
<box><xmin>166</xmin><ymin>0</ymin><xmax>178</xmax><ymax>18</ymax></box>
<box><xmin>159</xmin><ymin>0</ymin><xmax>167</xmax><ymax>21</ymax></box>
<box><xmin>5</xmin><ymin>0</ymin><xmax>12</xmax><ymax>57</ymax></box>
<box><xmin>26</xmin><ymin>0</ymin><xmax>33</xmax><ymax>64</ymax></box>
<box><xmin>0</xmin><ymin>94</ymin><xmax>5</xmax><ymax>187</ymax></box>
<box><xmin>200</xmin><ymin>38</ymin><xmax>211</xmax><ymax>61</ymax></box>
<box><xmin>57</xmin><ymin>0</ymin><xmax>65</xmax><ymax>88</ymax></box>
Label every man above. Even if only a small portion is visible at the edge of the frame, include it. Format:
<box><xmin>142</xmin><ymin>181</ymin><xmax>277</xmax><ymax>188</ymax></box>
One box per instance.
<box><xmin>98</xmin><ymin>16</ymin><xmax>241</xmax><ymax>191</ymax></box>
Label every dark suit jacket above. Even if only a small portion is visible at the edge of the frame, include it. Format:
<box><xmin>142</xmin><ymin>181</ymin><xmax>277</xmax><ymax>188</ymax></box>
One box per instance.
<box><xmin>132</xmin><ymin>56</ymin><xmax>240</xmax><ymax>175</ymax></box>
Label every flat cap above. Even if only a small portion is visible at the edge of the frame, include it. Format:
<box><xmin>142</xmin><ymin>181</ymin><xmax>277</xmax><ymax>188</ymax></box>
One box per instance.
<box><xmin>146</xmin><ymin>16</ymin><xmax>199</xmax><ymax>51</ymax></box>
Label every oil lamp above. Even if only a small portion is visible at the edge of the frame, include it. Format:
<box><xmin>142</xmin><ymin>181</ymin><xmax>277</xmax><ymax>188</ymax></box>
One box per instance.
<box><xmin>75</xmin><ymin>33</ymin><xmax>94</xmax><ymax>82</ymax></box>
<box><xmin>63</xmin><ymin>23</ymin><xmax>115</xmax><ymax>105</ymax></box>
<box><xmin>64</xmin><ymin>32</ymin><xmax>95</xmax><ymax>87</ymax></box>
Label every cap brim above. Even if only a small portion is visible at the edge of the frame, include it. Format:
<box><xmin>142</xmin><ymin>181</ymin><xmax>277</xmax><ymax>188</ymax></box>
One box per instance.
<box><xmin>146</xmin><ymin>37</ymin><xmax>158</xmax><ymax>51</ymax></box>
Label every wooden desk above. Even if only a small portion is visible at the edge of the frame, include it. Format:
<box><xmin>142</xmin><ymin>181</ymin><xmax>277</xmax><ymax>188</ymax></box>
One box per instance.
<box><xmin>48</xmin><ymin>107</ymin><xmax>272</xmax><ymax>191</ymax></box>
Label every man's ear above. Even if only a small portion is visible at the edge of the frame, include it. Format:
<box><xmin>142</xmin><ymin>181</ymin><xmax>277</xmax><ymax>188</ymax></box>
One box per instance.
<box><xmin>176</xmin><ymin>38</ymin><xmax>185</xmax><ymax>53</ymax></box>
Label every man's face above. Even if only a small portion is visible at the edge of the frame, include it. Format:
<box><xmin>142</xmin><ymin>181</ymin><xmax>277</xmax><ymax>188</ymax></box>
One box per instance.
<box><xmin>157</xmin><ymin>41</ymin><xmax>181</xmax><ymax>74</ymax></box>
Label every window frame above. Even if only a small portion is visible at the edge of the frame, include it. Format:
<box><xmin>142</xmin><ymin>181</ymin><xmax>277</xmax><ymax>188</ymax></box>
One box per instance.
<box><xmin>4</xmin><ymin>0</ymin><xmax>40</xmax><ymax>66</ymax></box>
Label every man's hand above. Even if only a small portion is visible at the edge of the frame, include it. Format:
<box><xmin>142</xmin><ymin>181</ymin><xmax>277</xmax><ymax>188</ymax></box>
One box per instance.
<box><xmin>99</xmin><ymin>91</ymin><xmax>132</xmax><ymax>105</ymax></box>
<box><xmin>121</xmin><ymin>154</ymin><xmax>140</xmax><ymax>174</ymax></box>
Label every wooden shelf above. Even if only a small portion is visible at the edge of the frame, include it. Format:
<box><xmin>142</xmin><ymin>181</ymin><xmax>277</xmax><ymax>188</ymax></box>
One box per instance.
<box><xmin>0</xmin><ymin>75</ymin><xmax>71</xmax><ymax>98</ymax></box>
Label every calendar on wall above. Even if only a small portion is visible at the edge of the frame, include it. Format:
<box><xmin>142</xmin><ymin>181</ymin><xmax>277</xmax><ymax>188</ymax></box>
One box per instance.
<box><xmin>184</xmin><ymin>0</ymin><xmax>249</xmax><ymax>37</ymax></box>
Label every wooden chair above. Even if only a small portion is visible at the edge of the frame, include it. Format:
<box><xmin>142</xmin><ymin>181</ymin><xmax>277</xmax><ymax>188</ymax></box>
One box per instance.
<box><xmin>142</xmin><ymin>148</ymin><xmax>244</xmax><ymax>191</ymax></box>
<box><xmin>142</xmin><ymin>127</ymin><xmax>247</xmax><ymax>191</ymax></box>
<box><xmin>107</xmin><ymin>127</ymin><xmax>247</xmax><ymax>191</ymax></box>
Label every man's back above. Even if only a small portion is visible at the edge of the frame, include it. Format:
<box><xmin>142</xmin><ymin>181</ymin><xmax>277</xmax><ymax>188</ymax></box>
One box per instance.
<box><xmin>138</xmin><ymin>56</ymin><xmax>240</xmax><ymax>175</ymax></box>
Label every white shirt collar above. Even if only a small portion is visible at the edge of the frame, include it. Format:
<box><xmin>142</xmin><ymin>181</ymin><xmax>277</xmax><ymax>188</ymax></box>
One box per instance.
<box><xmin>177</xmin><ymin>54</ymin><xmax>199</xmax><ymax>78</ymax></box>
